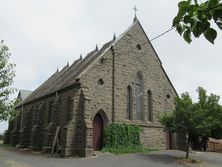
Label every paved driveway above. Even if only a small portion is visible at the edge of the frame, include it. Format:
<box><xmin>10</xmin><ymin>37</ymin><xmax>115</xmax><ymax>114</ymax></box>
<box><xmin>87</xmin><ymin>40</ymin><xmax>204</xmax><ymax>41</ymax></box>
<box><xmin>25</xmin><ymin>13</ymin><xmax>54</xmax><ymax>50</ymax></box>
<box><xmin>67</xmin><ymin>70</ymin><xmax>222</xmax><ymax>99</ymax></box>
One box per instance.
<box><xmin>0</xmin><ymin>146</ymin><xmax>221</xmax><ymax>167</ymax></box>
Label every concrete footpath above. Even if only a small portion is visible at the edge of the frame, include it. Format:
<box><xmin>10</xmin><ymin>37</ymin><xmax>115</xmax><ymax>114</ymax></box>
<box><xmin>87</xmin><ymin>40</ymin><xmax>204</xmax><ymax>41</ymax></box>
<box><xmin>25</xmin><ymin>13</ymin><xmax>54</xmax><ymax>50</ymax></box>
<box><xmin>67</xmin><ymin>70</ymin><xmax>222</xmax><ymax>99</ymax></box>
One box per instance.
<box><xmin>0</xmin><ymin>146</ymin><xmax>221</xmax><ymax>167</ymax></box>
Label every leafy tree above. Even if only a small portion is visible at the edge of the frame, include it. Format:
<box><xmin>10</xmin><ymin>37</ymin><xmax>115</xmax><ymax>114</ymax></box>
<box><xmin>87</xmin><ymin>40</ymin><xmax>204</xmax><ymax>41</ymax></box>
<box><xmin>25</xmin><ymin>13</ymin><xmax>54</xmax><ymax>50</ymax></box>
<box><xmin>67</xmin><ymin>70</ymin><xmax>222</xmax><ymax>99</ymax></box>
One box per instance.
<box><xmin>161</xmin><ymin>87</ymin><xmax>222</xmax><ymax>159</ymax></box>
<box><xmin>197</xmin><ymin>88</ymin><xmax>222</xmax><ymax>139</ymax></box>
<box><xmin>7</xmin><ymin>98</ymin><xmax>21</xmax><ymax>121</ymax></box>
<box><xmin>161</xmin><ymin>92</ymin><xmax>194</xmax><ymax>159</ymax></box>
<box><xmin>174</xmin><ymin>0</ymin><xmax>222</xmax><ymax>44</ymax></box>
<box><xmin>0</xmin><ymin>40</ymin><xmax>15</xmax><ymax>120</ymax></box>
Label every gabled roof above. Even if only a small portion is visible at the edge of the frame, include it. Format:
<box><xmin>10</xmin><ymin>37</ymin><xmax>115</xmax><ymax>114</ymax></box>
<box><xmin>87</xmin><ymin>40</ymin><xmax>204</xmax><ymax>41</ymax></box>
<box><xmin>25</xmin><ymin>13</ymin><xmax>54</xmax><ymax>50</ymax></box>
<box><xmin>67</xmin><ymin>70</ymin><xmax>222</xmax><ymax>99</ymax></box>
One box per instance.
<box><xmin>21</xmin><ymin>39</ymin><xmax>114</xmax><ymax>105</ymax></box>
<box><xmin>17</xmin><ymin>89</ymin><xmax>32</xmax><ymax>101</ymax></box>
<box><xmin>20</xmin><ymin>18</ymin><xmax>178</xmax><ymax>106</ymax></box>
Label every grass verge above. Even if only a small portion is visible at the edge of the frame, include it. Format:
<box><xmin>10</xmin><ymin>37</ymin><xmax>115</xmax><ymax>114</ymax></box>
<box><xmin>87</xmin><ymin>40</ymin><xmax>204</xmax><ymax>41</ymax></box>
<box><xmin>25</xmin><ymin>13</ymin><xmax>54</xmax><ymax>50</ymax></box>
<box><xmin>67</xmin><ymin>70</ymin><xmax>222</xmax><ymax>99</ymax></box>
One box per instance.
<box><xmin>0</xmin><ymin>142</ymin><xmax>14</xmax><ymax>150</ymax></box>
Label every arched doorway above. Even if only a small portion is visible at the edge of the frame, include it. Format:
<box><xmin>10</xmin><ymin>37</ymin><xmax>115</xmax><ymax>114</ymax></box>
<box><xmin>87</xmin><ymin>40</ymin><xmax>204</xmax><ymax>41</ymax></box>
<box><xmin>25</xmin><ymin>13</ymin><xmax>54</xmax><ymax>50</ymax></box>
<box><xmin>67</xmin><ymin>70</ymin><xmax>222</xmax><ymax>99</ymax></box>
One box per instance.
<box><xmin>92</xmin><ymin>114</ymin><xmax>104</xmax><ymax>150</ymax></box>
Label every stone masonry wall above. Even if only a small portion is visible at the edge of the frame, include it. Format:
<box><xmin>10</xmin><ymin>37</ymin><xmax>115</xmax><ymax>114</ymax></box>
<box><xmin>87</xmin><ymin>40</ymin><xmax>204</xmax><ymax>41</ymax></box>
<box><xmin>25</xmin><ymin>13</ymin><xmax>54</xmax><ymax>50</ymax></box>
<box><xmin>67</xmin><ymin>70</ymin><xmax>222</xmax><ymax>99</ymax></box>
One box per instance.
<box><xmin>80</xmin><ymin>21</ymin><xmax>177</xmax><ymax>149</ymax></box>
<box><xmin>10</xmin><ymin>113</ymin><xmax>21</xmax><ymax>146</ymax></box>
<box><xmin>18</xmin><ymin>88</ymin><xmax>76</xmax><ymax>154</ymax></box>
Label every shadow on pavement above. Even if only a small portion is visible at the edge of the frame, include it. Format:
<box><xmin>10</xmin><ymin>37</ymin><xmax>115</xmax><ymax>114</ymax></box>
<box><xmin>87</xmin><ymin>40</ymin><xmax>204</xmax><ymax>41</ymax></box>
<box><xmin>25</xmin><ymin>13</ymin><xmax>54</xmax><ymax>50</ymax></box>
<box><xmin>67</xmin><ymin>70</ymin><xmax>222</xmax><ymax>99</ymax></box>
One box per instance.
<box><xmin>137</xmin><ymin>153</ymin><xmax>179</xmax><ymax>165</ymax></box>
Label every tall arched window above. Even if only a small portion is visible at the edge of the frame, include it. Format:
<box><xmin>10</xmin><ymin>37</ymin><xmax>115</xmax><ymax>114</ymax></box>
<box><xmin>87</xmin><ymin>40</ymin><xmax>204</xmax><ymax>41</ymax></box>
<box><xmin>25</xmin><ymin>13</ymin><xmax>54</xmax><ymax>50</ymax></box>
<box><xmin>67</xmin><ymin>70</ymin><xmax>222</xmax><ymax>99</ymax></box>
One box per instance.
<box><xmin>126</xmin><ymin>85</ymin><xmax>132</xmax><ymax>120</ymax></box>
<box><xmin>135</xmin><ymin>72</ymin><xmax>144</xmax><ymax>120</ymax></box>
<box><xmin>31</xmin><ymin>107</ymin><xmax>36</xmax><ymax>125</ymax></box>
<box><xmin>147</xmin><ymin>90</ymin><xmax>153</xmax><ymax>122</ymax></box>
<box><xmin>66</xmin><ymin>97</ymin><xmax>73</xmax><ymax>121</ymax></box>
<box><xmin>48</xmin><ymin>102</ymin><xmax>53</xmax><ymax>123</ymax></box>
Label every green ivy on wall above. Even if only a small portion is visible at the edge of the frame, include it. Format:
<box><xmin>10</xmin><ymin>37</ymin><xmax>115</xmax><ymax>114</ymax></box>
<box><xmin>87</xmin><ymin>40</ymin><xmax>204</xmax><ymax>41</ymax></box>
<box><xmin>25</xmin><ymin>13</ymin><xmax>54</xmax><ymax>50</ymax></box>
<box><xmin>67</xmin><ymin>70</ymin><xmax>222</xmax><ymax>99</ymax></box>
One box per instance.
<box><xmin>102</xmin><ymin>123</ymin><xmax>143</xmax><ymax>154</ymax></box>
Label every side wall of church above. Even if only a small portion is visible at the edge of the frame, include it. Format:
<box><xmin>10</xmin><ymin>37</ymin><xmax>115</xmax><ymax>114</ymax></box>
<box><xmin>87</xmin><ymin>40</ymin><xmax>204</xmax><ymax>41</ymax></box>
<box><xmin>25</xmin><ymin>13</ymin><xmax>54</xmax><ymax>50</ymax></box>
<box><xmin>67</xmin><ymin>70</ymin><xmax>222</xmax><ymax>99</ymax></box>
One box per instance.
<box><xmin>17</xmin><ymin>88</ymin><xmax>77</xmax><ymax>153</ymax></box>
<box><xmin>10</xmin><ymin>113</ymin><xmax>21</xmax><ymax>146</ymax></box>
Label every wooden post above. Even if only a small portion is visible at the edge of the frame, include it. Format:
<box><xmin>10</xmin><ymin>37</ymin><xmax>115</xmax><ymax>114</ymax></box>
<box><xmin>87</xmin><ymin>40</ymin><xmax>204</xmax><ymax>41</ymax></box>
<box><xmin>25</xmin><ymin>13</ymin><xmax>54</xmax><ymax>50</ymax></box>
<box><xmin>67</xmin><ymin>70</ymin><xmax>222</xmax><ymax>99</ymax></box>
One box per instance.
<box><xmin>51</xmin><ymin>126</ymin><xmax>60</xmax><ymax>154</ymax></box>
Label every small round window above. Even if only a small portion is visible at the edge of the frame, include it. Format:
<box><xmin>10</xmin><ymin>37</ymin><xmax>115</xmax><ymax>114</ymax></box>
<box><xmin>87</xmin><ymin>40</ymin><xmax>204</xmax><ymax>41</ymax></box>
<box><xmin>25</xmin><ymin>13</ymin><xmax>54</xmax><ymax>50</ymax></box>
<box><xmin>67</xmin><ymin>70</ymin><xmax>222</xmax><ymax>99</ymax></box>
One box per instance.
<box><xmin>97</xmin><ymin>79</ymin><xmax>104</xmax><ymax>85</ymax></box>
<box><xmin>166</xmin><ymin>94</ymin><xmax>171</xmax><ymax>99</ymax></box>
<box><xmin>136</xmin><ymin>44</ymin><xmax>142</xmax><ymax>50</ymax></box>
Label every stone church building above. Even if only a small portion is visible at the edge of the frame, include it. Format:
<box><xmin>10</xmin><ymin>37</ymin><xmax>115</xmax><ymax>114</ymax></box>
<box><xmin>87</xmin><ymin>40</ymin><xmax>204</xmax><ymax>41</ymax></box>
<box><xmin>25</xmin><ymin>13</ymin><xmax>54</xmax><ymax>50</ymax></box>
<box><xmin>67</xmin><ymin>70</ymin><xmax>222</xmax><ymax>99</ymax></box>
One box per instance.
<box><xmin>5</xmin><ymin>17</ymin><xmax>179</xmax><ymax>157</ymax></box>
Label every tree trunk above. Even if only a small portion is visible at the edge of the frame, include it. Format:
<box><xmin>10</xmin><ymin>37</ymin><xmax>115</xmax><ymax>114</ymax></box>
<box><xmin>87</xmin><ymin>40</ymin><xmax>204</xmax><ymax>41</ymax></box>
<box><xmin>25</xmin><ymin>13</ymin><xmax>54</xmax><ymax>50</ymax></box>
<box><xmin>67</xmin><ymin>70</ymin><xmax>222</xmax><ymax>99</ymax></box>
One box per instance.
<box><xmin>186</xmin><ymin>134</ymin><xmax>190</xmax><ymax>159</ymax></box>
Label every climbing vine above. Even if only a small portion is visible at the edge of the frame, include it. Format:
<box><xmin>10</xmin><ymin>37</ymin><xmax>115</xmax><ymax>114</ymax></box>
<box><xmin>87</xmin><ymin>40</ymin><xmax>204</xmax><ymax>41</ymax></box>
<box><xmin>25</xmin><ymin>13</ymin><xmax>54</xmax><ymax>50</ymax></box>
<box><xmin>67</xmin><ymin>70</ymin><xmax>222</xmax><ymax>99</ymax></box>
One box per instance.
<box><xmin>102</xmin><ymin>123</ymin><xmax>143</xmax><ymax>154</ymax></box>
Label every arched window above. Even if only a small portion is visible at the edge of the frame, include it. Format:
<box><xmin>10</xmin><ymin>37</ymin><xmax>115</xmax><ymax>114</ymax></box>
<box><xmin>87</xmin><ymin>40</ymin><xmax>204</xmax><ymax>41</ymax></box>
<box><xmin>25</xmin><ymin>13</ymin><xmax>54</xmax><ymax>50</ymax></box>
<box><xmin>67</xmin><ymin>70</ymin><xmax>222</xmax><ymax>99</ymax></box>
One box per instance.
<box><xmin>135</xmin><ymin>72</ymin><xmax>144</xmax><ymax>120</ymax></box>
<box><xmin>126</xmin><ymin>85</ymin><xmax>133</xmax><ymax>120</ymax></box>
<box><xmin>31</xmin><ymin>107</ymin><xmax>36</xmax><ymax>125</ymax></box>
<box><xmin>48</xmin><ymin>102</ymin><xmax>53</xmax><ymax>123</ymax></box>
<box><xmin>66</xmin><ymin>97</ymin><xmax>73</xmax><ymax>121</ymax></box>
<box><xmin>147</xmin><ymin>90</ymin><xmax>153</xmax><ymax>122</ymax></box>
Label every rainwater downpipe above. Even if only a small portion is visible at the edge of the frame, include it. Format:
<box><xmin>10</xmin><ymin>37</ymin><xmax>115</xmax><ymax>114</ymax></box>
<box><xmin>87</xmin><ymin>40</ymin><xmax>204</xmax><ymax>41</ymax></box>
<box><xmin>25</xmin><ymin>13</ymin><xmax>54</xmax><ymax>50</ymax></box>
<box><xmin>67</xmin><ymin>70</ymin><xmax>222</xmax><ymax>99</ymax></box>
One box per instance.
<box><xmin>111</xmin><ymin>45</ymin><xmax>115</xmax><ymax>123</ymax></box>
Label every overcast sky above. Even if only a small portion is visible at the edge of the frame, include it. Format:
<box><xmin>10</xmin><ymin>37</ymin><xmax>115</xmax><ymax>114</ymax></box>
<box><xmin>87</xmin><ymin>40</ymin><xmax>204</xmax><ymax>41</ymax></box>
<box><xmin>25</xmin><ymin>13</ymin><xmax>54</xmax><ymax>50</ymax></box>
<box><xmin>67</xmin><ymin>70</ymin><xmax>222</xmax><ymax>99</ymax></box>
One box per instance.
<box><xmin>0</xmin><ymin>0</ymin><xmax>221</xmax><ymax>133</ymax></box>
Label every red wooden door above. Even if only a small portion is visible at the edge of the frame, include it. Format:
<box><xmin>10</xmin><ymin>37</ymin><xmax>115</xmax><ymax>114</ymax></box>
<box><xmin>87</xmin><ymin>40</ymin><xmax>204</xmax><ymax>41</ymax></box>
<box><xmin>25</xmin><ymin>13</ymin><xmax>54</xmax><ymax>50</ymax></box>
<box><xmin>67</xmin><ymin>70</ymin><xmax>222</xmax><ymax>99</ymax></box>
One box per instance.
<box><xmin>93</xmin><ymin>114</ymin><xmax>103</xmax><ymax>150</ymax></box>
<box><xmin>166</xmin><ymin>131</ymin><xmax>172</xmax><ymax>149</ymax></box>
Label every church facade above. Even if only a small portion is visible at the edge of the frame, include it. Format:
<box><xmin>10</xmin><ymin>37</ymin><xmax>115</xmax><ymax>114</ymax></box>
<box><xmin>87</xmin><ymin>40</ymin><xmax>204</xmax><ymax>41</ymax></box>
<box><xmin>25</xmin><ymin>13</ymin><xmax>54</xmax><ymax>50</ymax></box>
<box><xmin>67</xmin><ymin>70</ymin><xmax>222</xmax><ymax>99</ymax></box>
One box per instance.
<box><xmin>5</xmin><ymin>18</ymin><xmax>179</xmax><ymax>157</ymax></box>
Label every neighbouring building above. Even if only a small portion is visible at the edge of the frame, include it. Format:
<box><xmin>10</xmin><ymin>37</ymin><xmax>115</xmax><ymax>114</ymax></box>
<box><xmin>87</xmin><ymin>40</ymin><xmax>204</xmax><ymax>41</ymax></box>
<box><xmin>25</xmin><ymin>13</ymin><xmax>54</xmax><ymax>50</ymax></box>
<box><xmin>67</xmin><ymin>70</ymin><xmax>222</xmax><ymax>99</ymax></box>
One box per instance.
<box><xmin>17</xmin><ymin>90</ymin><xmax>33</xmax><ymax>101</ymax></box>
<box><xmin>5</xmin><ymin>17</ymin><xmax>180</xmax><ymax>157</ymax></box>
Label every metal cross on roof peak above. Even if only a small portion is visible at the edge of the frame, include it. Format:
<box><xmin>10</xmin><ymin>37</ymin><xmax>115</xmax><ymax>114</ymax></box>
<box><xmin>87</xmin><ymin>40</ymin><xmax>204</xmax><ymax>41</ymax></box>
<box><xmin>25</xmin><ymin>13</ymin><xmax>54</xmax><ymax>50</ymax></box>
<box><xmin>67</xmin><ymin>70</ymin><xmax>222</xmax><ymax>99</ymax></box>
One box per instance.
<box><xmin>133</xmin><ymin>6</ymin><xmax>138</xmax><ymax>23</ymax></box>
<box><xmin>133</xmin><ymin>6</ymin><xmax>138</xmax><ymax>16</ymax></box>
